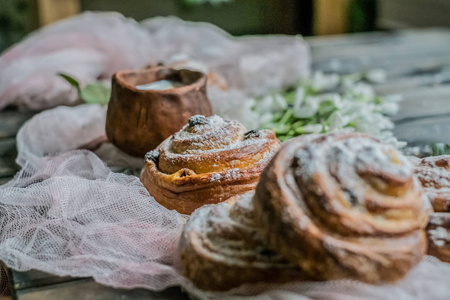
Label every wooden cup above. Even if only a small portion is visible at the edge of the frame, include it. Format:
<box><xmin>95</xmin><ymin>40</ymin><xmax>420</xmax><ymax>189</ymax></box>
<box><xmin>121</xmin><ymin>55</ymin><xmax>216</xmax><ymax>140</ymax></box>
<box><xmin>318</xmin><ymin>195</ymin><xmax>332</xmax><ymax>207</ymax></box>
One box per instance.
<box><xmin>105</xmin><ymin>67</ymin><xmax>213</xmax><ymax>157</ymax></box>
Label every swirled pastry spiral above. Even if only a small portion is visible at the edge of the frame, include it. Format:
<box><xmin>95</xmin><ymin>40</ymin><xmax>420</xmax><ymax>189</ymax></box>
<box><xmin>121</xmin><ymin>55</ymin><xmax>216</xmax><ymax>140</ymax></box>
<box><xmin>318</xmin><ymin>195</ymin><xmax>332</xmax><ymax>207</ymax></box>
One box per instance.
<box><xmin>409</xmin><ymin>156</ymin><xmax>450</xmax><ymax>262</ymax></box>
<box><xmin>179</xmin><ymin>192</ymin><xmax>305</xmax><ymax>291</ymax></box>
<box><xmin>253</xmin><ymin>132</ymin><xmax>430</xmax><ymax>283</ymax></box>
<box><xmin>140</xmin><ymin>115</ymin><xmax>280</xmax><ymax>214</ymax></box>
<box><xmin>409</xmin><ymin>155</ymin><xmax>450</xmax><ymax>212</ymax></box>
<box><xmin>426</xmin><ymin>213</ymin><xmax>450</xmax><ymax>263</ymax></box>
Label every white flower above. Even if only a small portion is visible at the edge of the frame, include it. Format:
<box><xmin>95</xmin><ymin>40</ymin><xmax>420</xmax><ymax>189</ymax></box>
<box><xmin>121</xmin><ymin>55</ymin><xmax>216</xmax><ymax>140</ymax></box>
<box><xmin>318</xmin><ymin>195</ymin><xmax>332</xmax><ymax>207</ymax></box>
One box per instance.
<box><xmin>372</xmin><ymin>130</ymin><xmax>406</xmax><ymax>148</ymax></box>
<box><xmin>329</xmin><ymin>111</ymin><xmax>350</xmax><ymax>130</ymax></box>
<box><xmin>293</xmin><ymin>87</ymin><xmax>305</xmax><ymax>113</ymax></box>
<box><xmin>308</xmin><ymin>72</ymin><xmax>340</xmax><ymax>91</ymax></box>
<box><xmin>346</xmin><ymin>82</ymin><xmax>375</xmax><ymax>100</ymax></box>
<box><xmin>352</xmin><ymin>113</ymin><xmax>394</xmax><ymax>138</ymax></box>
<box><xmin>316</xmin><ymin>93</ymin><xmax>341</xmax><ymax>104</ymax></box>
<box><xmin>294</xmin><ymin>96</ymin><xmax>320</xmax><ymax>118</ymax></box>
<box><xmin>380</xmin><ymin>101</ymin><xmax>399</xmax><ymax>115</ymax></box>
<box><xmin>273</xmin><ymin>94</ymin><xmax>287</xmax><ymax>111</ymax></box>
<box><xmin>256</xmin><ymin>94</ymin><xmax>288</xmax><ymax>114</ymax></box>
<box><xmin>303</xmin><ymin>124</ymin><xmax>323</xmax><ymax>133</ymax></box>
<box><xmin>339</xmin><ymin>102</ymin><xmax>366</xmax><ymax>119</ymax></box>
<box><xmin>342</xmin><ymin>73</ymin><xmax>363</xmax><ymax>87</ymax></box>
<box><xmin>253</xmin><ymin>70</ymin><xmax>405</xmax><ymax>148</ymax></box>
<box><xmin>365</xmin><ymin>69</ymin><xmax>387</xmax><ymax>83</ymax></box>
<box><xmin>330</xmin><ymin>94</ymin><xmax>343</xmax><ymax>109</ymax></box>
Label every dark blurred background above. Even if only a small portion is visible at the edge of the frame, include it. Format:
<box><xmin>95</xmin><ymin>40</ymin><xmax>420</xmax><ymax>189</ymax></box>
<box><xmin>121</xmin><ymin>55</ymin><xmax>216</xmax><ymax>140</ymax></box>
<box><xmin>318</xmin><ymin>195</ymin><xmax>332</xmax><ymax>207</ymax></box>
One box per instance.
<box><xmin>0</xmin><ymin>0</ymin><xmax>446</xmax><ymax>52</ymax></box>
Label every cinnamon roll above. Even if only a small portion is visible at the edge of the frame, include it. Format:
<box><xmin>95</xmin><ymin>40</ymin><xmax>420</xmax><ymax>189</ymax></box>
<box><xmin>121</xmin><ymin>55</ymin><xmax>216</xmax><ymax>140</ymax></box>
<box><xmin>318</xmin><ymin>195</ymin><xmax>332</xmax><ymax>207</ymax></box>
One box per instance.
<box><xmin>427</xmin><ymin>213</ymin><xmax>450</xmax><ymax>263</ymax></box>
<box><xmin>140</xmin><ymin>115</ymin><xmax>280</xmax><ymax>214</ymax></box>
<box><xmin>180</xmin><ymin>192</ymin><xmax>305</xmax><ymax>291</ymax></box>
<box><xmin>409</xmin><ymin>155</ymin><xmax>450</xmax><ymax>212</ymax></box>
<box><xmin>410</xmin><ymin>156</ymin><xmax>450</xmax><ymax>262</ymax></box>
<box><xmin>253</xmin><ymin>132</ymin><xmax>430</xmax><ymax>283</ymax></box>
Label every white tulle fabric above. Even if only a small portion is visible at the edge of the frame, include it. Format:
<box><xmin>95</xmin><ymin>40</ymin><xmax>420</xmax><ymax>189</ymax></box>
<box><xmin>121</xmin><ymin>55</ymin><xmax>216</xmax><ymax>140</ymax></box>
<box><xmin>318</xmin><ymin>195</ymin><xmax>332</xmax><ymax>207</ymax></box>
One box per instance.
<box><xmin>0</xmin><ymin>12</ymin><xmax>157</xmax><ymax>110</ymax></box>
<box><xmin>142</xmin><ymin>16</ymin><xmax>310</xmax><ymax>97</ymax></box>
<box><xmin>0</xmin><ymin>150</ymin><xmax>186</xmax><ymax>290</ymax></box>
<box><xmin>0</xmin><ymin>12</ymin><xmax>310</xmax><ymax>113</ymax></box>
<box><xmin>16</xmin><ymin>104</ymin><xmax>143</xmax><ymax>174</ymax></box>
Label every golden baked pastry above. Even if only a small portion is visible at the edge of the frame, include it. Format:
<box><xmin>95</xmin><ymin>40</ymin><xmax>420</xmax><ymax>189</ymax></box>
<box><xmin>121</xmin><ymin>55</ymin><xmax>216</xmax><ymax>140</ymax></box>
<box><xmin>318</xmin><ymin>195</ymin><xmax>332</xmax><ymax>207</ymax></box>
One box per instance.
<box><xmin>409</xmin><ymin>155</ymin><xmax>450</xmax><ymax>212</ymax></box>
<box><xmin>140</xmin><ymin>115</ymin><xmax>281</xmax><ymax>214</ymax></box>
<box><xmin>252</xmin><ymin>132</ymin><xmax>430</xmax><ymax>283</ymax></box>
<box><xmin>409</xmin><ymin>155</ymin><xmax>450</xmax><ymax>262</ymax></box>
<box><xmin>427</xmin><ymin>213</ymin><xmax>450</xmax><ymax>263</ymax></box>
<box><xmin>179</xmin><ymin>192</ymin><xmax>305</xmax><ymax>291</ymax></box>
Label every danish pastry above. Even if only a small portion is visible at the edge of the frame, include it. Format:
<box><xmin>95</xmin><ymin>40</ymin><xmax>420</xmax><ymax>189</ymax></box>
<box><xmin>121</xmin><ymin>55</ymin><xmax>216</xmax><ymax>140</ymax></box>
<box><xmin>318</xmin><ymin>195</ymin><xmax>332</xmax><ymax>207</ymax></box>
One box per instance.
<box><xmin>427</xmin><ymin>213</ymin><xmax>450</xmax><ymax>263</ymax></box>
<box><xmin>253</xmin><ymin>132</ymin><xmax>430</xmax><ymax>283</ymax></box>
<box><xmin>409</xmin><ymin>155</ymin><xmax>450</xmax><ymax>212</ymax></box>
<box><xmin>179</xmin><ymin>192</ymin><xmax>305</xmax><ymax>291</ymax></box>
<box><xmin>140</xmin><ymin>115</ymin><xmax>280</xmax><ymax>214</ymax></box>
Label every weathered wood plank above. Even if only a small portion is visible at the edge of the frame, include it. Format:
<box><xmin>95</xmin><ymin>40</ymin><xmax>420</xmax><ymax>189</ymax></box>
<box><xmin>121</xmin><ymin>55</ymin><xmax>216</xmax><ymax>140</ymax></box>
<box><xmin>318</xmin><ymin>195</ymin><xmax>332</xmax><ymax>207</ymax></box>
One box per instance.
<box><xmin>394</xmin><ymin>115</ymin><xmax>450</xmax><ymax>145</ymax></box>
<box><xmin>374</xmin><ymin>72</ymin><xmax>450</xmax><ymax>95</ymax></box>
<box><xmin>308</xmin><ymin>29</ymin><xmax>450</xmax><ymax>58</ymax></box>
<box><xmin>0</xmin><ymin>110</ymin><xmax>36</xmax><ymax>140</ymax></box>
<box><xmin>15</xmin><ymin>279</ymin><xmax>189</xmax><ymax>300</ymax></box>
<box><xmin>0</xmin><ymin>177</ymin><xmax>12</xmax><ymax>185</ymax></box>
<box><xmin>11</xmin><ymin>270</ymin><xmax>77</xmax><ymax>291</ymax></box>
<box><xmin>0</xmin><ymin>138</ymin><xmax>19</xmax><ymax>182</ymax></box>
<box><xmin>309</xmin><ymin>29</ymin><xmax>450</xmax><ymax>74</ymax></box>
<box><xmin>0</xmin><ymin>139</ymin><xmax>17</xmax><ymax>158</ymax></box>
<box><xmin>306</xmin><ymin>29</ymin><xmax>400</xmax><ymax>47</ymax></box>
<box><xmin>312</xmin><ymin>47</ymin><xmax>450</xmax><ymax>74</ymax></box>
<box><xmin>0</xmin><ymin>158</ymin><xmax>19</xmax><ymax>179</ymax></box>
<box><xmin>390</xmin><ymin>85</ymin><xmax>450</xmax><ymax>121</ymax></box>
<box><xmin>306</xmin><ymin>28</ymin><xmax>450</xmax><ymax>47</ymax></box>
<box><xmin>0</xmin><ymin>136</ymin><xmax>19</xmax><ymax>178</ymax></box>
<box><xmin>308</xmin><ymin>30</ymin><xmax>450</xmax><ymax>124</ymax></box>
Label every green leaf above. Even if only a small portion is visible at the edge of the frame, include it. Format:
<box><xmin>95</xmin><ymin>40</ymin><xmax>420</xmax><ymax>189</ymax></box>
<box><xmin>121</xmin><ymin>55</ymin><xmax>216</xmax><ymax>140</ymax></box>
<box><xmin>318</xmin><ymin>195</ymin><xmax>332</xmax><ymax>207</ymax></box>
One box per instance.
<box><xmin>318</xmin><ymin>100</ymin><xmax>337</xmax><ymax>117</ymax></box>
<box><xmin>279</xmin><ymin>108</ymin><xmax>293</xmax><ymax>124</ymax></box>
<box><xmin>80</xmin><ymin>84</ymin><xmax>111</xmax><ymax>106</ymax></box>
<box><xmin>431</xmin><ymin>143</ymin><xmax>450</xmax><ymax>156</ymax></box>
<box><xmin>58</xmin><ymin>73</ymin><xmax>81</xmax><ymax>92</ymax></box>
<box><xmin>283</xmin><ymin>91</ymin><xmax>296</xmax><ymax>105</ymax></box>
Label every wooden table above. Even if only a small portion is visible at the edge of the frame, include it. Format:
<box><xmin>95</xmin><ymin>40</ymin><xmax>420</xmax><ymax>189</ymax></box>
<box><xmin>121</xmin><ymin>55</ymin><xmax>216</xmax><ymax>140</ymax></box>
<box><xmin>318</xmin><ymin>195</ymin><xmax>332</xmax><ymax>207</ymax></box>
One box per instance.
<box><xmin>2</xmin><ymin>28</ymin><xmax>450</xmax><ymax>299</ymax></box>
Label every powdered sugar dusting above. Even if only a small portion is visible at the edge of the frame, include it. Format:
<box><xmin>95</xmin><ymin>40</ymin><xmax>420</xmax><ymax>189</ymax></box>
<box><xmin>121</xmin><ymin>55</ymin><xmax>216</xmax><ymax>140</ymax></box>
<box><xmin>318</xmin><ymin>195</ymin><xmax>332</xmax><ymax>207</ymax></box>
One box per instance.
<box><xmin>183</xmin><ymin>193</ymin><xmax>296</xmax><ymax>268</ymax></box>
<box><xmin>170</xmin><ymin>115</ymin><xmax>273</xmax><ymax>155</ymax></box>
<box><xmin>208</xmin><ymin>168</ymin><xmax>242</xmax><ymax>183</ymax></box>
<box><xmin>412</xmin><ymin>156</ymin><xmax>450</xmax><ymax>210</ymax></box>
<box><xmin>291</xmin><ymin>132</ymin><xmax>425</xmax><ymax>235</ymax></box>
<box><xmin>157</xmin><ymin>114</ymin><xmax>280</xmax><ymax>176</ymax></box>
<box><xmin>429</xmin><ymin>226</ymin><xmax>450</xmax><ymax>248</ymax></box>
<box><xmin>209</xmin><ymin>173</ymin><xmax>221</xmax><ymax>182</ymax></box>
<box><xmin>296</xmin><ymin>135</ymin><xmax>413</xmax><ymax>205</ymax></box>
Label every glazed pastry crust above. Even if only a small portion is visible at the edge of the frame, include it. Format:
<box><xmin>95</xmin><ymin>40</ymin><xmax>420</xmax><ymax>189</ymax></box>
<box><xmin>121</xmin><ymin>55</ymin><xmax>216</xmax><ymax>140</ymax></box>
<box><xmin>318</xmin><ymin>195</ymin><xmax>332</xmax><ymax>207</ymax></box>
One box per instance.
<box><xmin>410</xmin><ymin>155</ymin><xmax>450</xmax><ymax>262</ymax></box>
<box><xmin>253</xmin><ymin>132</ymin><xmax>430</xmax><ymax>283</ymax></box>
<box><xmin>427</xmin><ymin>213</ymin><xmax>450</xmax><ymax>263</ymax></box>
<box><xmin>409</xmin><ymin>155</ymin><xmax>450</xmax><ymax>212</ymax></box>
<box><xmin>140</xmin><ymin>115</ymin><xmax>280</xmax><ymax>214</ymax></box>
<box><xmin>179</xmin><ymin>193</ymin><xmax>305</xmax><ymax>291</ymax></box>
